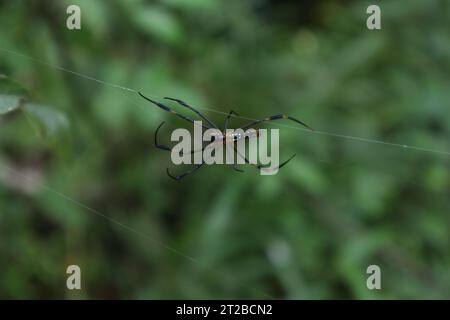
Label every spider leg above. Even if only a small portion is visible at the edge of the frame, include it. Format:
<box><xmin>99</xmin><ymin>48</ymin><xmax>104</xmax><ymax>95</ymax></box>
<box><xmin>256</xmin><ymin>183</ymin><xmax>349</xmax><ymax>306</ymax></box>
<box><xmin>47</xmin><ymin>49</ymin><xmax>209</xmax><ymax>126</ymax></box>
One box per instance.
<box><xmin>224</xmin><ymin>110</ymin><xmax>240</xmax><ymax>132</ymax></box>
<box><xmin>234</xmin><ymin>146</ymin><xmax>296</xmax><ymax>172</ymax></box>
<box><xmin>155</xmin><ymin>121</ymin><xmax>172</xmax><ymax>152</ymax></box>
<box><xmin>165</xmin><ymin>143</ymin><xmax>219</xmax><ymax>181</ymax></box>
<box><xmin>155</xmin><ymin>121</ymin><xmax>211</xmax><ymax>155</ymax></box>
<box><xmin>240</xmin><ymin>114</ymin><xmax>313</xmax><ymax>131</ymax></box>
<box><xmin>166</xmin><ymin>164</ymin><xmax>205</xmax><ymax>181</ymax></box>
<box><xmin>164</xmin><ymin>97</ymin><xmax>219</xmax><ymax>129</ymax></box>
<box><xmin>225</xmin><ymin>144</ymin><xmax>244</xmax><ymax>172</ymax></box>
<box><xmin>139</xmin><ymin>92</ymin><xmax>211</xmax><ymax>130</ymax></box>
<box><xmin>273</xmin><ymin>153</ymin><xmax>296</xmax><ymax>170</ymax></box>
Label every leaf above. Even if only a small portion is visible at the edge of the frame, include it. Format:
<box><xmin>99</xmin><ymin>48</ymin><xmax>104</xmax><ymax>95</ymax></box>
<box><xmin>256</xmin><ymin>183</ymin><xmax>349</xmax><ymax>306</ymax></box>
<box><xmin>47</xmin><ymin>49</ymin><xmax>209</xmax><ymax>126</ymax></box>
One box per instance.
<box><xmin>0</xmin><ymin>94</ymin><xmax>24</xmax><ymax>115</ymax></box>
<box><xmin>0</xmin><ymin>75</ymin><xmax>28</xmax><ymax>115</ymax></box>
<box><xmin>24</xmin><ymin>104</ymin><xmax>69</xmax><ymax>135</ymax></box>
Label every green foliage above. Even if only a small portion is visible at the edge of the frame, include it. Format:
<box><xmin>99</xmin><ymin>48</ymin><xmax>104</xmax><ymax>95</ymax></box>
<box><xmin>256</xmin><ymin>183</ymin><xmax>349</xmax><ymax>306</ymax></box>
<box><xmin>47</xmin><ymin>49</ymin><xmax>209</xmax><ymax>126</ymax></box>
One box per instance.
<box><xmin>0</xmin><ymin>76</ymin><xmax>26</xmax><ymax>115</ymax></box>
<box><xmin>0</xmin><ymin>0</ymin><xmax>449</xmax><ymax>299</ymax></box>
<box><xmin>0</xmin><ymin>94</ymin><xmax>23</xmax><ymax>115</ymax></box>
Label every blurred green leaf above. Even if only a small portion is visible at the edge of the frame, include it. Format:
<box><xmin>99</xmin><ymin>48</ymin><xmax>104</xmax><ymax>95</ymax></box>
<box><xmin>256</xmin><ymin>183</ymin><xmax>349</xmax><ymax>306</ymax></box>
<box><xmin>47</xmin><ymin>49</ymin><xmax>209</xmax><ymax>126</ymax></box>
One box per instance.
<box><xmin>24</xmin><ymin>103</ymin><xmax>69</xmax><ymax>135</ymax></box>
<box><xmin>0</xmin><ymin>94</ymin><xmax>23</xmax><ymax>115</ymax></box>
<box><xmin>0</xmin><ymin>75</ymin><xmax>28</xmax><ymax>115</ymax></box>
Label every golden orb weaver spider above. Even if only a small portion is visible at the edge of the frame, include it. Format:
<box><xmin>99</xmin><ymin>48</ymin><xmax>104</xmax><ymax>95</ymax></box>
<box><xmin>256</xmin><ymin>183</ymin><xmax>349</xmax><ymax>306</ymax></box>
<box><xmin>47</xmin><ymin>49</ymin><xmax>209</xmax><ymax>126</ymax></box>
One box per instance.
<box><xmin>139</xmin><ymin>92</ymin><xmax>312</xmax><ymax>180</ymax></box>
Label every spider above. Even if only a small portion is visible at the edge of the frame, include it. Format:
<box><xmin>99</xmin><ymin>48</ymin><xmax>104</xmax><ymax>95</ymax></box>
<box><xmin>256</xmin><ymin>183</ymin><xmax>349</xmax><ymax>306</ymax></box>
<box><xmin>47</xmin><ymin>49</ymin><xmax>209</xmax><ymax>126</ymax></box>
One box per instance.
<box><xmin>138</xmin><ymin>92</ymin><xmax>312</xmax><ymax>180</ymax></box>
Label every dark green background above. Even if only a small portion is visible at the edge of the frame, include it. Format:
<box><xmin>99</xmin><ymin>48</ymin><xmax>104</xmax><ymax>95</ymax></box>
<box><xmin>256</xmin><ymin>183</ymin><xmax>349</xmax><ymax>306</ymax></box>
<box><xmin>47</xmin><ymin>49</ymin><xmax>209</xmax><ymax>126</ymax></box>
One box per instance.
<box><xmin>0</xmin><ymin>0</ymin><xmax>449</xmax><ymax>299</ymax></box>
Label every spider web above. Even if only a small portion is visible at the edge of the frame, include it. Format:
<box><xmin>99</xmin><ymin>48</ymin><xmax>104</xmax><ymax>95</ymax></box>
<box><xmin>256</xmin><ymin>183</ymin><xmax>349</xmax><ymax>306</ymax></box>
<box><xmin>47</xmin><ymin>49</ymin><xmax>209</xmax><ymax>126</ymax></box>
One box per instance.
<box><xmin>0</xmin><ymin>45</ymin><xmax>448</xmax><ymax>297</ymax></box>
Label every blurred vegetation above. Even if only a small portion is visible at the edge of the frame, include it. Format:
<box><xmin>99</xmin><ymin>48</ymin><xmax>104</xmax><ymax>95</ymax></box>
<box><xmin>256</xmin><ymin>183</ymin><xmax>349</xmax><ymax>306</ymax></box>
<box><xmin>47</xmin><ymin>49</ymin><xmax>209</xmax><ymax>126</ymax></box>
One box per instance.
<box><xmin>0</xmin><ymin>0</ymin><xmax>449</xmax><ymax>299</ymax></box>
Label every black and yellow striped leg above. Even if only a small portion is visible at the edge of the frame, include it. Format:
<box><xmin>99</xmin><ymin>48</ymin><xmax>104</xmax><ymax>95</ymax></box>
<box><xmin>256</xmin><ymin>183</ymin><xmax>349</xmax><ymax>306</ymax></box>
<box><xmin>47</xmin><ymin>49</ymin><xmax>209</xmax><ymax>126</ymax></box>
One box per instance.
<box><xmin>155</xmin><ymin>121</ymin><xmax>213</xmax><ymax>156</ymax></box>
<box><xmin>233</xmin><ymin>146</ymin><xmax>296</xmax><ymax>172</ymax></box>
<box><xmin>139</xmin><ymin>92</ymin><xmax>211</xmax><ymax>130</ymax></box>
<box><xmin>240</xmin><ymin>114</ymin><xmax>313</xmax><ymax>131</ymax></box>
<box><xmin>164</xmin><ymin>97</ymin><xmax>219</xmax><ymax>129</ymax></box>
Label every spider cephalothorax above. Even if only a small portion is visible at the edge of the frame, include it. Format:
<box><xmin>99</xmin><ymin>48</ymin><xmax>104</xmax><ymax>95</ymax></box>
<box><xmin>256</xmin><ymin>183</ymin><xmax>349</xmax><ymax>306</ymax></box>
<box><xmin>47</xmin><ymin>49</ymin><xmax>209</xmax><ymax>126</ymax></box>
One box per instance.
<box><xmin>139</xmin><ymin>92</ymin><xmax>312</xmax><ymax>180</ymax></box>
